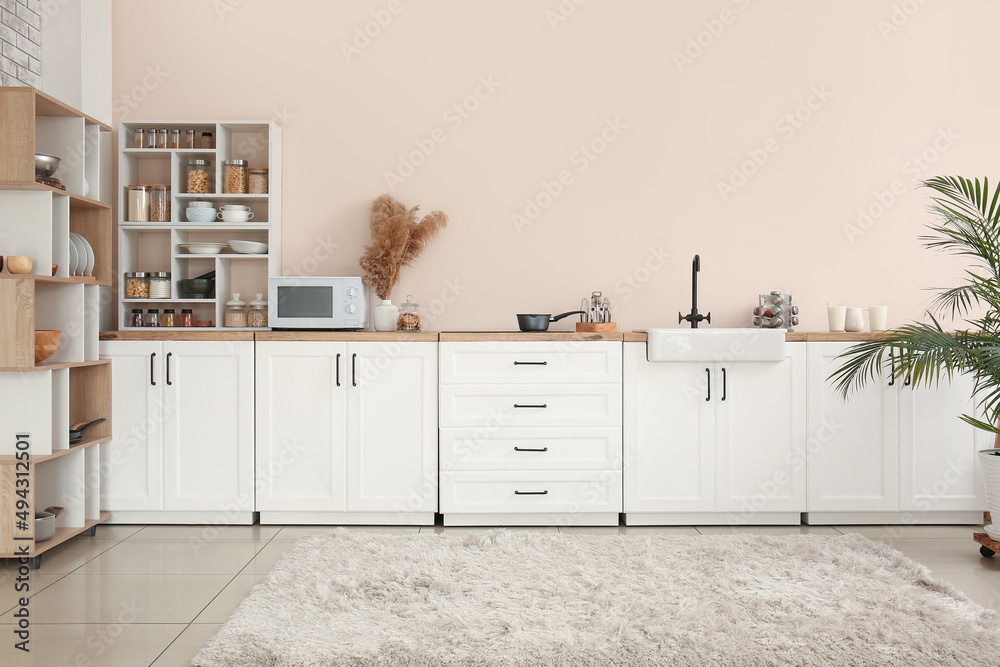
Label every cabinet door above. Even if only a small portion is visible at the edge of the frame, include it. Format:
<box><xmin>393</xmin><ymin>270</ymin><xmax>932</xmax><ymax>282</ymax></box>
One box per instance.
<box><xmin>161</xmin><ymin>341</ymin><xmax>254</xmax><ymax>512</ymax></box>
<box><xmin>715</xmin><ymin>348</ymin><xmax>806</xmax><ymax>514</ymax></box>
<box><xmin>899</xmin><ymin>373</ymin><xmax>989</xmax><ymax>511</ymax></box>
<box><xmin>99</xmin><ymin>341</ymin><xmax>163</xmax><ymax>511</ymax></box>
<box><xmin>806</xmin><ymin>342</ymin><xmax>898</xmax><ymax>512</ymax></box>
<box><xmin>255</xmin><ymin>341</ymin><xmax>348</xmax><ymax>511</ymax></box>
<box><xmin>623</xmin><ymin>343</ymin><xmax>715</xmax><ymax>512</ymax></box>
<box><xmin>347</xmin><ymin>342</ymin><xmax>438</xmax><ymax>513</ymax></box>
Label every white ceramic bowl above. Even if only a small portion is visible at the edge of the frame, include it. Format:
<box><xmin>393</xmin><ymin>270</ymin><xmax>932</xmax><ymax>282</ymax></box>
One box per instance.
<box><xmin>228</xmin><ymin>240</ymin><xmax>268</xmax><ymax>254</ymax></box>
<box><xmin>179</xmin><ymin>242</ymin><xmax>227</xmax><ymax>255</ymax></box>
<box><xmin>218</xmin><ymin>211</ymin><xmax>254</xmax><ymax>222</ymax></box>
<box><xmin>186</xmin><ymin>207</ymin><xmax>218</xmax><ymax>222</ymax></box>
<box><xmin>188</xmin><ymin>201</ymin><xmax>214</xmax><ymax>208</ymax></box>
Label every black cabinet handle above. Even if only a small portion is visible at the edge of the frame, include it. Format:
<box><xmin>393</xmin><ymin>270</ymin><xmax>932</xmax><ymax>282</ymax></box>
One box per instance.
<box><xmin>721</xmin><ymin>367</ymin><xmax>727</xmax><ymax>401</ymax></box>
<box><xmin>514</xmin><ymin>490</ymin><xmax>549</xmax><ymax>495</ymax></box>
<box><xmin>513</xmin><ymin>447</ymin><xmax>548</xmax><ymax>452</ymax></box>
<box><xmin>336</xmin><ymin>353</ymin><xmax>341</xmax><ymax>387</ymax></box>
<box><xmin>150</xmin><ymin>352</ymin><xmax>156</xmax><ymax>386</ymax></box>
<box><xmin>352</xmin><ymin>353</ymin><xmax>357</xmax><ymax>387</ymax></box>
<box><xmin>514</xmin><ymin>361</ymin><xmax>547</xmax><ymax>366</ymax></box>
<box><xmin>514</xmin><ymin>403</ymin><xmax>547</xmax><ymax>409</ymax></box>
<box><xmin>166</xmin><ymin>352</ymin><xmax>172</xmax><ymax>386</ymax></box>
<box><xmin>705</xmin><ymin>367</ymin><xmax>711</xmax><ymax>401</ymax></box>
<box><xmin>904</xmin><ymin>375</ymin><xmax>911</xmax><ymax>387</ymax></box>
<box><xmin>888</xmin><ymin>350</ymin><xmax>896</xmax><ymax>387</ymax></box>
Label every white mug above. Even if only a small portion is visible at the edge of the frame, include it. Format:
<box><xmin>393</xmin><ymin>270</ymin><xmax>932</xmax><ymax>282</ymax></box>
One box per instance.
<box><xmin>844</xmin><ymin>307</ymin><xmax>864</xmax><ymax>332</ymax></box>
<box><xmin>827</xmin><ymin>303</ymin><xmax>846</xmax><ymax>332</ymax></box>
<box><xmin>868</xmin><ymin>303</ymin><xmax>888</xmax><ymax>332</ymax></box>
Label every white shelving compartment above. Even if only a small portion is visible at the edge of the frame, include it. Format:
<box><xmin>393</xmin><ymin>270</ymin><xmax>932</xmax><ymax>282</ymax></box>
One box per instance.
<box><xmin>117</xmin><ymin>121</ymin><xmax>281</xmax><ymax>330</ymax></box>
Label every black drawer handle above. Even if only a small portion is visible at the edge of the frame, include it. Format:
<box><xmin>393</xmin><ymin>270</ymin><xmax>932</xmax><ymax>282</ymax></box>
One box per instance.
<box><xmin>514</xmin><ymin>490</ymin><xmax>549</xmax><ymax>495</ymax></box>
<box><xmin>336</xmin><ymin>353</ymin><xmax>341</xmax><ymax>387</ymax></box>
<box><xmin>150</xmin><ymin>352</ymin><xmax>156</xmax><ymax>386</ymax></box>
<box><xmin>513</xmin><ymin>447</ymin><xmax>548</xmax><ymax>452</ymax></box>
<box><xmin>514</xmin><ymin>361</ymin><xmax>547</xmax><ymax>365</ymax></box>
<box><xmin>513</xmin><ymin>403</ymin><xmax>547</xmax><ymax>409</ymax></box>
<box><xmin>166</xmin><ymin>352</ymin><xmax>172</xmax><ymax>386</ymax></box>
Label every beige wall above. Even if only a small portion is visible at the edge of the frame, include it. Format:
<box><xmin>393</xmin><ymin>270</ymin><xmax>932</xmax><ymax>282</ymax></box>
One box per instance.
<box><xmin>111</xmin><ymin>0</ymin><xmax>1000</xmax><ymax>332</ymax></box>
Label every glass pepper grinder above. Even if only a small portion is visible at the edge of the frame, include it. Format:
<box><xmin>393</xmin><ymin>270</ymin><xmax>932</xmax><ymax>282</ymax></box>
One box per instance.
<box><xmin>397</xmin><ymin>295</ymin><xmax>421</xmax><ymax>331</ymax></box>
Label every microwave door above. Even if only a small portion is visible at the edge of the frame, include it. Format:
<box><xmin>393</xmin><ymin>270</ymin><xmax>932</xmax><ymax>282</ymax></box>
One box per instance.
<box><xmin>274</xmin><ymin>284</ymin><xmax>335</xmax><ymax>326</ymax></box>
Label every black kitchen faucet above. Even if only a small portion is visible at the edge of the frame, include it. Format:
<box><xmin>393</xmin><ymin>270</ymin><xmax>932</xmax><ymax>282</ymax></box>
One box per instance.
<box><xmin>678</xmin><ymin>254</ymin><xmax>711</xmax><ymax>328</ymax></box>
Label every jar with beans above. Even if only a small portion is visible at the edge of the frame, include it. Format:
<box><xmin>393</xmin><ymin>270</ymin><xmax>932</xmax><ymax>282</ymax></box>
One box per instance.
<box><xmin>248</xmin><ymin>167</ymin><xmax>269</xmax><ymax>194</ymax></box>
<box><xmin>187</xmin><ymin>159</ymin><xmax>212</xmax><ymax>193</ymax></box>
<box><xmin>248</xmin><ymin>293</ymin><xmax>268</xmax><ymax>327</ymax></box>
<box><xmin>149</xmin><ymin>185</ymin><xmax>171</xmax><ymax>222</ymax></box>
<box><xmin>127</xmin><ymin>185</ymin><xmax>150</xmax><ymax>222</ymax></box>
<box><xmin>224</xmin><ymin>159</ymin><xmax>248</xmax><ymax>193</ymax></box>
<box><xmin>129</xmin><ymin>309</ymin><xmax>143</xmax><ymax>327</ymax></box>
<box><xmin>124</xmin><ymin>272</ymin><xmax>150</xmax><ymax>298</ymax></box>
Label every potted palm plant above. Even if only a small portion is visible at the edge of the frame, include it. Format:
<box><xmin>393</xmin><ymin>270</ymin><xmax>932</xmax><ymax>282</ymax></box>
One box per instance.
<box><xmin>830</xmin><ymin>176</ymin><xmax>1000</xmax><ymax>530</ymax></box>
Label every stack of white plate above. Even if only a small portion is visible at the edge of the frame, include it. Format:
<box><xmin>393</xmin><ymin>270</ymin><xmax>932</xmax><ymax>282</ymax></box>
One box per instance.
<box><xmin>68</xmin><ymin>233</ymin><xmax>94</xmax><ymax>276</ymax></box>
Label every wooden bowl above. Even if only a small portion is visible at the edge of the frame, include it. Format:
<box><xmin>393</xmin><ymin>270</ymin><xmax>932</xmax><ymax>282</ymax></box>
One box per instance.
<box><xmin>7</xmin><ymin>255</ymin><xmax>32</xmax><ymax>274</ymax></box>
<box><xmin>34</xmin><ymin>330</ymin><xmax>61</xmax><ymax>364</ymax></box>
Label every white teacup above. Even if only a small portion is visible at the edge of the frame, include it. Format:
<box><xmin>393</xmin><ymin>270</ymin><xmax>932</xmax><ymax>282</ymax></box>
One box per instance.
<box><xmin>218</xmin><ymin>205</ymin><xmax>251</xmax><ymax>213</ymax></box>
<box><xmin>218</xmin><ymin>208</ymin><xmax>254</xmax><ymax>222</ymax></box>
<box><xmin>844</xmin><ymin>307</ymin><xmax>865</xmax><ymax>332</ymax></box>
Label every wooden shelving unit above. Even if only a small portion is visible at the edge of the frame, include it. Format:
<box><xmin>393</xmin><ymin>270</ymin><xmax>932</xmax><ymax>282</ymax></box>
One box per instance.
<box><xmin>0</xmin><ymin>86</ymin><xmax>112</xmax><ymax>568</ymax></box>
<box><xmin>117</xmin><ymin>120</ymin><xmax>281</xmax><ymax>330</ymax></box>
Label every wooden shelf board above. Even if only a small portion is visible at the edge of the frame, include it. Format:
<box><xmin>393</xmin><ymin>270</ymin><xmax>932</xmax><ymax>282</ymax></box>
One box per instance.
<box><xmin>0</xmin><ymin>181</ymin><xmax>111</xmax><ymax>210</ymax></box>
<box><xmin>0</xmin><ymin>358</ymin><xmax>110</xmax><ymax>373</ymax></box>
<box><xmin>101</xmin><ymin>330</ymin><xmax>256</xmax><ymax>341</ymax></box>
<box><xmin>122</xmin><ymin>298</ymin><xmax>217</xmax><ymax>303</ymax></box>
<box><xmin>27</xmin><ymin>87</ymin><xmax>112</xmax><ymax>131</ymax></box>
<box><xmin>259</xmin><ymin>331</ymin><xmax>442</xmax><ymax>342</ymax></box>
<box><xmin>120</xmin><ymin>223</ymin><xmax>269</xmax><ymax>230</ymax></box>
<box><xmin>0</xmin><ymin>274</ymin><xmax>99</xmax><ymax>284</ymax></box>
<box><xmin>175</xmin><ymin>192</ymin><xmax>269</xmax><ymax>199</ymax></box>
<box><xmin>174</xmin><ymin>254</ymin><xmax>268</xmax><ymax>260</ymax></box>
<box><xmin>0</xmin><ymin>435</ymin><xmax>110</xmax><ymax>464</ymax></box>
<box><xmin>0</xmin><ymin>514</ymin><xmax>111</xmax><ymax>559</ymax></box>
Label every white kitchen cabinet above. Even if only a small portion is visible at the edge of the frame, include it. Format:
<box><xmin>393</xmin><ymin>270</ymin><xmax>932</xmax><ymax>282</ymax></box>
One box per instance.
<box><xmin>439</xmin><ymin>340</ymin><xmax>623</xmax><ymax>526</ymax></box>
<box><xmin>255</xmin><ymin>340</ymin><xmax>437</xmax><ymax>524</ymax></box>
<box><xmin>623</xmin><ymin>342</ymin><xmax>806</xmax><ymax>525</ymax></box>
<box><xmin>99</xmin><ymin>339</ymin><xmax>255</xmax><ymax>522</ymax></box>
<box><xmin>805</xmin><ymin>342</ymin><xmax>988</xmax><ymax>524</ymax></box>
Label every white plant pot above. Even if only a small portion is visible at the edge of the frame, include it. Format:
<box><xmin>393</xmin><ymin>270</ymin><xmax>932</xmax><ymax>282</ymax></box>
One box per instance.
<box><xmin>373</xmin><ymin>300</ymin><xmax>398</xmax><ymax>332</ymax></box>
<box><xmin>978</xmin><ymin>449</ymin><xmax>1000</xmax><ymax>528</ymax></box>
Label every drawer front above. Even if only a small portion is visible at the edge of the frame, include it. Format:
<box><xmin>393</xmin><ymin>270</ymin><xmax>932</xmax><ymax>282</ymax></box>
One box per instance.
<box><xmin>439</xmin><ymin>385</ymin><xmax>623</xmax><ymax>427</ymax></box>
<box><xmin>440</xmin><ymin>342</ymin><xmax>622</xmax><ymax>384</ymax></box>
<box><xmin>440</xmin><ymin>427</ymin><xmax>622</xmax><ymax>471</ymax></box>
<box><xmin>440</xmin><ymin>471</ymin><xmax>623</xmax><ymax>513</ymax></box>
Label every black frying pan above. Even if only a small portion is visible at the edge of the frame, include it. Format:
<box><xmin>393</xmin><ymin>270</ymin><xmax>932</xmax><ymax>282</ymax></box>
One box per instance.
<box><xmin>70</xmin><ymin>418</ymin><xmax>106</xmax><ymax>444</ymax></box>
<box><xmin>517</xmin><ymin>311</ymin><xmax>585</xmax><ymax>332</ymax></box>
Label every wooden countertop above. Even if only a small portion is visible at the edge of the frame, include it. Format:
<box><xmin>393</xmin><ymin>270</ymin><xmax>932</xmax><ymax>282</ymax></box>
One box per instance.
<box><xmin>100</xmin><ymin>331</ymin><xmax>256</xmax><ymax>341</ymax></box>
<box><xmin>624</xmin><ymin>331</ymin><xmax>889</xmax><ymax>342</ymax></box>
<box><xmin>256</xmin><ymin>331</ymin><xmax>440</xmax><ymax>342</ymax></box>
<box><xmin>439</xmin><ymin>332</ymin><xmax>623</xmax><ymax>342</ymax></box>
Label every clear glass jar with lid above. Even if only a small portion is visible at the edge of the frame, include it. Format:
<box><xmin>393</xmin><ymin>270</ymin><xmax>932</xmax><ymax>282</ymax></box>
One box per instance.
<box><xmin>162</xmin><ymin>308</ymin><xmax>176</xmax><ymax>327</ymax></box>
<box><xmin>397</xmin><ymin>295</ymin><xmax>421</xmax><ymax>331</ymax></box>
<box><xmin>134</xmin><ymin>128</ymin><xmax>145</xmax><ymax>149</ymax></box>
<box><xmin>248</xmin><ymin>293</ymin><xmax>268</xmax><ymax>327</ymax></box>
<box><xmin>184</xmin><ymin>129</ymin><xmax>196</xmax><ymax>148</ymax></box>
<box><xmin>146</xmin><ymin>128</ymin><xmax>157</xmax><ymax>149</ymax></box>
<box><xmin>127</xmin><ymin>185</ymin><xmax>150</xmax><ymax>221</ymax></box>
<box><xmin>169</xmin><ymin>129</ymin><xmax>180</xmax><ymax>149</ymax></box>
<box><xmin>129</xmin><ymin>308</ymin><xmax>143</xmax><ymax>328</ymax></box>
<box><xmin>224</xmin><ymin>293</ymin><xmax>248</xmax><ymax>327</ymax></box>
<box><xmin>224</xmin><ymin>159</ymin><xmax>248</xmax><ymax>193</ymax></box>
<box><xmin>145</xmin><ymin>308</ymin><xmax>160</xmax><ymax>327</ymax></box>
<box><xmin>124</xmin><ymin>272</ymin><xmax>150</xmax><ymax>298</ymax></box>
<box><xmin>156</xmin><ymin>128</ymin><xmax>167</xmax><ymax>149</ymax></box>
<box><xmin>248</xmin><ymin>167</ymin><xmax>269</xmax><ymax>194</ymax></box>
<box><xmin>186</xmin><ymin>159</ymin><xmax>212</xmax><ymax>193</ymax></box>
<box><xmin>149</xmin><ymin>185</ymin><xmax>171</xmax><ymax>221</ymax></box>
<box><xmin>148</xmin><ymin>271</ymin><xmax>171</xmax><ymax>299</ymax></box>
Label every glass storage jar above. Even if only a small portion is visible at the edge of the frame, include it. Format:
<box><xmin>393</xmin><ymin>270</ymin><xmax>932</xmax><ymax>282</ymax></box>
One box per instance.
<box><xmin>124</xmin><ymin>272</ymin><xmax>150</xmax><ymax>298</ymax></box>
<box><xmin>248</xmin><ymin>293</ymin><xmax>268</xmax><ymax>328</ymax></box>
<box><xmin>149</xmin><ymin>271</ymin><xmax>171</xmax><ymax>299</ymax></box>
<box><xmin>169</xmin><ymin>129</ymin><xmax>180</xmax><ymax>148</ymax></box>
<box><xmin>180</xmin><ymin>308</ymin><xmax>194</xmax><ymax>327</ymax></box>
<box><xmin>145</xmin><ymin>308</ymin><xmax>160</xmax><ymax>327</ymax></box>
<box><xmin>186</xmin><ymin>159</ymin><xmax>212</xmax><ymax>193</ymax></box>
<box><xmin>146</xmin><ymin>128</ymin><xmax>157</xmax><ymax>149</ymax></box>
<box><xmin>156</xmin><ymin>128</ymin><xmax>167</xmax><ymax>149</ymax></box>
<box><xmin>162</xmin><ymin>308</ymin><xmax>176</xmax><ymax>327</ymax></box>
<box><xmin>224</xmin><ymin>159</ymin><xmax>248</xmax><ymax>193</ymax></box>
<box><xmin>127</xmin><ymin>184</ymin><xmax>150</xmax><ymax>221</ymax></box>
<box><xmin>397</xmin><ymin>295</ymin><xmax>421</xmax><ymax>331</ymax></box>
<box><xmin>134</xmin><ymin>128</ymin><xmax>145</xmax><ymax>149</ymax></box>
<box><xmin>149</xmin><ymin>185</ymin><xmax>171</xmax><ymax>221</ymax></box>
<box><xmin>130</xmin><ymin>308</ymin><xmax>143</xmax><ymax>328</ymax></box>
<box><xmin>201</xmin><ymin>131</ymin><xmax>214</xmax><ymax>149</ymax></box>
<box><xmin>185</xmin><ymin>129</ymin><xmax>196</xmax><ymax>148</ymax></box>
<box><xmin>224</xmin><ymin>293</ymin><xmax>248</xmax><ymax>327</ymax></box>
<box><xmin>248</xmin><ymin>167</ymin><xmax>269</xmax><ymax>194</ymax></box>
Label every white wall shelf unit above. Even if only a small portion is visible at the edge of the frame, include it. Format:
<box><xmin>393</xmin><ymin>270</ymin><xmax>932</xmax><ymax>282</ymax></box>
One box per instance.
<box><xmin>116</xmin><ymin>121</ymin><xmax>281</xmax><ymax>330</ymax></box>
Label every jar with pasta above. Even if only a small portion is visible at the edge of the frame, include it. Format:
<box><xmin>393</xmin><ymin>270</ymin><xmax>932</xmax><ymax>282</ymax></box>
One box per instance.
<box><xmin>124</xmin><ymin>272</ymin><xmax>150</xmax><ymax>298</ymax></box>
<box><xmin>127</xmin><ymin>185</ymin><xmax>150</xmax><ymax>221</ymax></box>
<box><xmin>248</xmin><ymin>167</ymin><xmax>269</xmax><ymax>194</ymax></box>
<box><xmin>149</xmin><ymin>185</ymin><xmax>171</xmax><ymax>222</ymax></box>
<box><xmin>224</xmin><ymin>159</ymin><xmax>248</xmax><ymax>193</ymax></box>
<box><xmin>186</xmin><ymin>159</ymin><xmax>212</xmax><ymax>193</ymax></box>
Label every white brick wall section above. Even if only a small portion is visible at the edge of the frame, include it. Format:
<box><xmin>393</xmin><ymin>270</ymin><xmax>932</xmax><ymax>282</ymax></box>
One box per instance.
<box><xmin>0</xmin><ymin>0</ymin><xmax>39</xmax><ymax>87</ymax></box>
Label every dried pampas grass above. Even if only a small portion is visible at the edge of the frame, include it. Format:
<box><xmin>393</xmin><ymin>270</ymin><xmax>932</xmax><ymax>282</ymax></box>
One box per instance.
<box><xmin>359</xmin><ymin>194</ymin><xmax>448</xmax><ymax>300</ymax></box>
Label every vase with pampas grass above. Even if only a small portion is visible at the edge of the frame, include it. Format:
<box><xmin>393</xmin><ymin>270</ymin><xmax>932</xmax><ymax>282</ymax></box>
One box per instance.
<box><xmin>359</xmin><ymin>194</ymin><xmax>448</xmax><ymax>331</ymax></box>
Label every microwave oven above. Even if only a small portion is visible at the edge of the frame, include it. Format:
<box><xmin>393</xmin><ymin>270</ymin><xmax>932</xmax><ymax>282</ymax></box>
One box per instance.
<box><xmin>268</xmin><ymin>277</ymin><xmax>368</xmax><ymax>329</ymax></box>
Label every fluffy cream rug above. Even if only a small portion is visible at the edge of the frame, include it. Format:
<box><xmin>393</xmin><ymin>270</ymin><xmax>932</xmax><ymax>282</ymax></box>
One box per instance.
<box><xmin>194</xmin><ymin>530</ymin><xmax>1000</xmax><ymax>666</ymax></box>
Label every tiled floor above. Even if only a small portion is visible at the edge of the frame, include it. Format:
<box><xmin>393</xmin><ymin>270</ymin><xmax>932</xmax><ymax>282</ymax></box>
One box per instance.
<box><xmin>0</xmin><ymin>523</ymin><xmax>997</xmax><ymax>666</ymax></box>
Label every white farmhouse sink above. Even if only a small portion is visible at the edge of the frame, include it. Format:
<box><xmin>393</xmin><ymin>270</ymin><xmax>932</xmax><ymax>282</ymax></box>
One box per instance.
<box><xmin>646</xmin><ymin>328</ymin><xmax>785</xmax><ymax>362</ymax></box>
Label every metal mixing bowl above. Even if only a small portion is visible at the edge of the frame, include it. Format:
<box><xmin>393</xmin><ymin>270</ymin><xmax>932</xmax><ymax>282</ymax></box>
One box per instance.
<box><xmin>35</xmin><ymin>153</ymin><xmax>61</xmax><ymax>177</ymax></box>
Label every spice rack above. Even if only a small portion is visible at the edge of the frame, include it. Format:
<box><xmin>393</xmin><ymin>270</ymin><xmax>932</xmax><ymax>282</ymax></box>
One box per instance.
<box><xmin>117</xmin><ymin>121</ymin><xmax>281</xmax><ymax>330</ymax></box>
<box><xmin>0</xmin><ymin>87</ymin><xmax>113</xmax><ymax>567</ymax></box>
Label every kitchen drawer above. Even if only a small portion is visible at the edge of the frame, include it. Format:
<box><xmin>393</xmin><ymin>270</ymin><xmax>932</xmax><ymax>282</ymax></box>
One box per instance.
<box><xmin>439</xmin><ymin>384</ymin><xmax>623</xmax><ymax>427</ymax></box>
<box><xmin>440</xmin><ymin>342</ymin><xmax>622</xmax><ymax>384</ymax></box>
<box><xmin>440</xmin><ymin>470</ymin><xmax>623</xmax><ymax>513</ymax></box>
<box><xmin>440</xmin><ymin>427</ymin><xmax>622</xmax><ymax>471</ymax></box>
